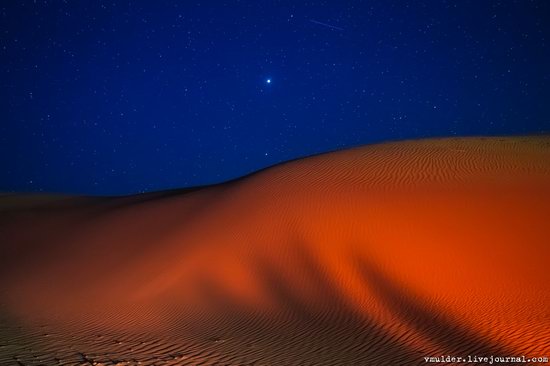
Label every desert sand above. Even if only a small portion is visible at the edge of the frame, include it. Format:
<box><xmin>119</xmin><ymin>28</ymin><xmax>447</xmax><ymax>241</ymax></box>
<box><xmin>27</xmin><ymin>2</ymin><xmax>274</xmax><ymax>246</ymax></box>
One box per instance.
<box><xmin>0</xmin><ymin>136</ymin><xmax>549</xmax><ymax>365</ymax></box>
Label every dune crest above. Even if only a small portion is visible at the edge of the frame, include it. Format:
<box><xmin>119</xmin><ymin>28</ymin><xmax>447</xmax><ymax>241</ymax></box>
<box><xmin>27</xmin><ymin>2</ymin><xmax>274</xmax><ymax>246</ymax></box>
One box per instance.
<box><xmin>1</xmin><ymin>136</ymin><xmax>549</xmax><ymax>365</ymax></box>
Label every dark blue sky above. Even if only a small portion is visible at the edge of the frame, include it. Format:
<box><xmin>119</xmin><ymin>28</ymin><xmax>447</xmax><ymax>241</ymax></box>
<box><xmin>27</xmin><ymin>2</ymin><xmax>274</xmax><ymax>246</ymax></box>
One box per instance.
<box><xmin>1</xmin><ymin>1</ymin><xmax>549</xmax><ymax>195</ymax></box>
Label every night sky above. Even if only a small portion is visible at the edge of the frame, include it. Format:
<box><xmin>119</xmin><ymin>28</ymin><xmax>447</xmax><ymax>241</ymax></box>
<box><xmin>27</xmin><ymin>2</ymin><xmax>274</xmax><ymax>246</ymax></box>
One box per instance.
<box><xmin>1</xmin><ymin>1</ymin><xmax>549</xmax><ymax>195</ymax></box>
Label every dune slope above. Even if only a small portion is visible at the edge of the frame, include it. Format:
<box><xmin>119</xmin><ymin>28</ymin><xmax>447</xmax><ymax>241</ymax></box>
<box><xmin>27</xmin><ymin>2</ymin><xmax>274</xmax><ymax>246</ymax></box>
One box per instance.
<box><xmin>0</xmin><ymin>136</ymin><xmax>549</xmax><ymax>365</ymax></box>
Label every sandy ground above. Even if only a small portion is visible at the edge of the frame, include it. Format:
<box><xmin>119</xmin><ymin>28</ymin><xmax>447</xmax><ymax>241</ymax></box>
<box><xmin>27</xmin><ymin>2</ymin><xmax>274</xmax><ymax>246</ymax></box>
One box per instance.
<box><xmin>0</xmin><ymin>136</ymin><xmax>549</xmax><ymax>365</ymax></box>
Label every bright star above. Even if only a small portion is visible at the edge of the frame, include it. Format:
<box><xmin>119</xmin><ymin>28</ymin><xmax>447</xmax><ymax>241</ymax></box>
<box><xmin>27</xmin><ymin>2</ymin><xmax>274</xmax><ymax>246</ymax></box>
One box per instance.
<box><xmin>266</xmin><ymin>78</ymin><xmax>271</xmax><ymax>84</ymax></box>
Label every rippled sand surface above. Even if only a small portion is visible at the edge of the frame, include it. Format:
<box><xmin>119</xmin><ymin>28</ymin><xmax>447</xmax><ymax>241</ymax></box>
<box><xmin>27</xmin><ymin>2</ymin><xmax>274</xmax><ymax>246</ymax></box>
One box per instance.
<box><xmin>1</xmin><ymin>136</ymin><xmax>549</xmax><ymax>365</ymax></box>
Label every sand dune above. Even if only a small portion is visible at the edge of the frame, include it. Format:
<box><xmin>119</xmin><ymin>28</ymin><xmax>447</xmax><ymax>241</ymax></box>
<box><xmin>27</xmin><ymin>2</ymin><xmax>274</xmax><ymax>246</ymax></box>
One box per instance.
<box><xmin>0</xmin><ymin>136</ymin><xmax>549</xmax><ymax>365</ymax></box>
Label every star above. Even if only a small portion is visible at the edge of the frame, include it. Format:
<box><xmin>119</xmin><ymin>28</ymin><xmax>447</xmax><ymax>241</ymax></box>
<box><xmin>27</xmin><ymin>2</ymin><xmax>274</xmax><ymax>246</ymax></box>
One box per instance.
<box><xmin>266</xmin><ymin>78</ymin><xmax>272</xmax><ymax>84</ymax></box>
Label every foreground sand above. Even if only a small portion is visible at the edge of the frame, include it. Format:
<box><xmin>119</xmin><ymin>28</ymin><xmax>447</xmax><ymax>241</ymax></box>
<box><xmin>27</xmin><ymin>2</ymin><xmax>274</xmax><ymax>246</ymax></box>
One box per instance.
<box><xmin>0</xmin><ymin>136</ymin><xmax>549</xmax><ymax>365</ymax></box>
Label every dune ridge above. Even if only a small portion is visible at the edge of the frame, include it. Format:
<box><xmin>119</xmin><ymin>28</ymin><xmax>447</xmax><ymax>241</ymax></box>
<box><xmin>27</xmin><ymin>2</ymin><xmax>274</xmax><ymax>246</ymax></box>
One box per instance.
<box><xmin>0</xmin><ymin>136</ymin><xmax>549</xmax><ymax>365</ymax></box>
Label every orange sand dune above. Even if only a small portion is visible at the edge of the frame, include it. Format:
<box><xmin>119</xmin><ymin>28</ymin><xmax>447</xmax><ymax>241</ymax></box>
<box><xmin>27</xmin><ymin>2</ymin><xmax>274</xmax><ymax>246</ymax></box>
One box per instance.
<box><xmin>0</xmin><ymin>136</ymin><xmax>549</xmax><ymax>365</ymax></box>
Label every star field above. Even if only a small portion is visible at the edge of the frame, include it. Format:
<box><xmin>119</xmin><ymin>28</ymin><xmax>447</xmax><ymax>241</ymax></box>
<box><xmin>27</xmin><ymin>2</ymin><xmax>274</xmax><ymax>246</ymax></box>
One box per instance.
<box><xmin>1</xmin><ymin>1</ymin><xmax>549</xmax><ymax>195</ymax></box>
